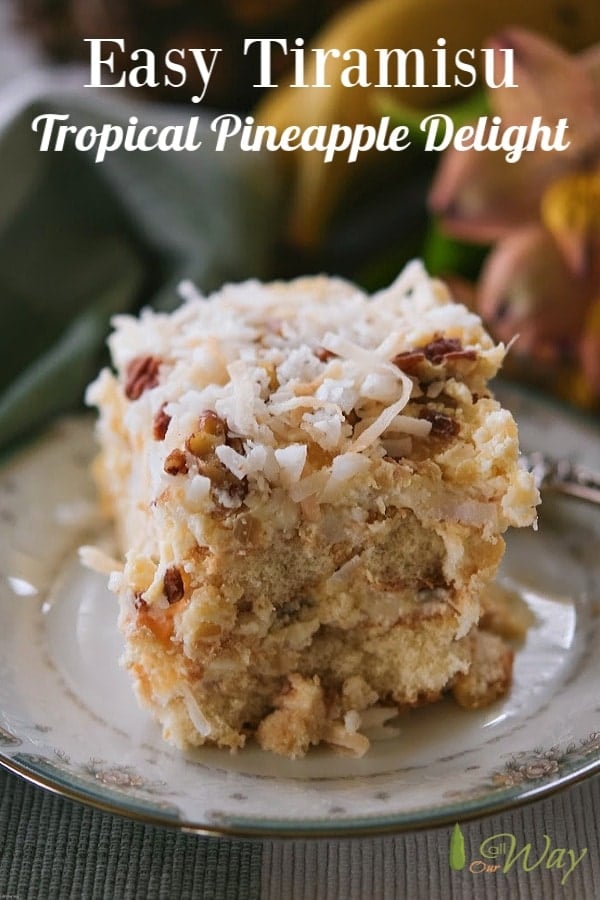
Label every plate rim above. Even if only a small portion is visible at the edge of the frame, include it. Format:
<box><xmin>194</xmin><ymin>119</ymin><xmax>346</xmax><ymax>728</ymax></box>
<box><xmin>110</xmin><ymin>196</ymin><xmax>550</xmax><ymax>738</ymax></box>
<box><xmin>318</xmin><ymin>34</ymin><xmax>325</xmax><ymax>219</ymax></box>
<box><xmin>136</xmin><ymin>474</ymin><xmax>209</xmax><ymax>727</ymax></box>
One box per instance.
<box><xmin>2</xmin><ymin>751</ymin><xmax>600</xmax><ymax>838</ymax></box>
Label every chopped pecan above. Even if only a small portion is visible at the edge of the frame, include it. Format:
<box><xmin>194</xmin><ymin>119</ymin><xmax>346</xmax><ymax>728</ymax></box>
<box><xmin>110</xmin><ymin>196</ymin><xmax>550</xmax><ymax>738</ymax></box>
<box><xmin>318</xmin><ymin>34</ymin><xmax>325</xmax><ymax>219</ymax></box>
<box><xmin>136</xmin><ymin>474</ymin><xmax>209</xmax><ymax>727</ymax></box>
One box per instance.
<box><xmin>164</xmin><ymin>448</ymin><xmax>188</xmax><ymax>475</ymax></box>
<box><xmin>315</xmin><ymin>347</ymin><xmax>337</xmax><ymax>363</ymax></box>
<box><xmin>228</xmin><ymin>436</ymin><xmax>245</xmax><ymax>455</ymax></box>
<box><xmin>124</xmin><ymin>355</ymin><xmax>161</xmax><ymax>400</ymax></box>
<box><xmin>187</xmin><ymin>432</ymin><xmax>216</xmax><ymax>457</ymax></box>
<box><xmin>163</xmin><ymin>566</ymin><xmax>184</xmax><ymax>604</ymax></box>
<box><xmin>186</xmin><ymin>411</ymin><xmax>227</xmax><ymax>457</ymax></box>
<box><xmin>391</xmin><ymin>350</ymin><xmax>426</xmax><ymax>373</ymax></box>
<box><xmin>197</xmin><ymin>458</ymin><xmax>230</xmax><ymax>485</ymax></box>
<box><xmin>198</xmin><ymin>456</ymin><xmax>249</xmax><ymax>511</ymax></box>
<box><xmin>419</xmin><ymin>409</ymin><xmax>460</xmax><ymax>437</ymax></box>
<box><xmin>153</xmin><ymin>404</ymin><xmax>171</xmax><ymax>441</ymax></box>
<box><xmin>199</xmin><ymin>410</ymin><xmax>227</xmax><ymax>436</ymax></box>
<box><xmin>420</xmin><ymin>337</ymin><xmax>476</xmax><ymax>365</ymax></box>
<box><xmin>393</xmin><ymin>338</ymin><xmax>477</xmax><ymax>373</ymax></box>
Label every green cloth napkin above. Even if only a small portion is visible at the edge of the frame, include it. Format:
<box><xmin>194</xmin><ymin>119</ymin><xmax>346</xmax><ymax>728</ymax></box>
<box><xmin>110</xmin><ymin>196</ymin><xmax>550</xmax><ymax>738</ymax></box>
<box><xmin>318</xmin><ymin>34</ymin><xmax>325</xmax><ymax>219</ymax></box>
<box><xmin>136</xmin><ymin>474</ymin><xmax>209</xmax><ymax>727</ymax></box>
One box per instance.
<box><xmin>0</xmin><ymin>71</ymin><xmax>282</xmax><ymax>450</ymax></box>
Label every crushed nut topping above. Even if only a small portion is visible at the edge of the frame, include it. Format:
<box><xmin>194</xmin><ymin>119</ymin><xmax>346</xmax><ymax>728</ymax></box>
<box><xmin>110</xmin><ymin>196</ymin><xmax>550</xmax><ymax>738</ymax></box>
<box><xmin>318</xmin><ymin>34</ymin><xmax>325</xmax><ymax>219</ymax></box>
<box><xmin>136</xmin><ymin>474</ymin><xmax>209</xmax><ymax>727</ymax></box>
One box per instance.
<box><xmin>124</xmin><ymin>355</ymin><xmax>161</xmax><ymax>400</ymax></box>
<box><xmin>187</xmin><ymin>432</ymin><xmax>217</xmax><ymax>457</ymax></box>
<box><xmin>163</xmin><ymin>566</ymin><xmax>185</xmax><ymax>604</ymax></box>
<box><xmin>198</xmin><ymin>410</ymin><xmax>227</xmax><ymax>436</ymax></box>
<box><xmin>153</xmin><ymin>404</ymin><xmax>171</xmax><ymax>441</ymax></box>
<box><xmin>164</xmin><ymin>448</ymin><xmax>188</xmax><ymax>475</ymax></box>
<box><xmin>391</xmin><ymin>350</ymin><xmax>427</xmax><ymax>373</ymax></box>
<box><xmin>186</xmin><ymin>411</ymin><xmax>227</xmax><ymax>457</ymax></box>
<box><xmin>419</xmin><ymin>409</ymin><xmax>460</xmax><ymax>437</ymax></box>
<box><xmin>315</xmin><ymin>347</ymin><xmax>337</xmax><ymax>362</ymax></box>
<box><xmin>420</xmin><ymin>337</ymin><xmax>476</xmax><ymax>365</ymax></box>
<box><xmin>227</xmin><ymin>436</ymin><xmax>245</xmax><ymax>455</ymax></box>
<box><xmin>392</xmin><ymin>337</ymin><xmax>476</xmax><ymax>372</ymax></box>
<box><xmin>196</xmin><ymin>458</ymin><xmax>229</xmax><ymax>484</ymax></box>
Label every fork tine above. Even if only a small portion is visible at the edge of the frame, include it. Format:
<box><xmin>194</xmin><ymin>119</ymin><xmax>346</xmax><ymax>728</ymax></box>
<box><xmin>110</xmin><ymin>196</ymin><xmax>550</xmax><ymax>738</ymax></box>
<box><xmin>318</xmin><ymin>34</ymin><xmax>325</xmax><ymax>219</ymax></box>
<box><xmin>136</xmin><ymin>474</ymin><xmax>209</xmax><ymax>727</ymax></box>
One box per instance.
<box><xmin>520</xmin><ymin>451</ymin><xmax>600</xmax><ymax>505</ymax></box>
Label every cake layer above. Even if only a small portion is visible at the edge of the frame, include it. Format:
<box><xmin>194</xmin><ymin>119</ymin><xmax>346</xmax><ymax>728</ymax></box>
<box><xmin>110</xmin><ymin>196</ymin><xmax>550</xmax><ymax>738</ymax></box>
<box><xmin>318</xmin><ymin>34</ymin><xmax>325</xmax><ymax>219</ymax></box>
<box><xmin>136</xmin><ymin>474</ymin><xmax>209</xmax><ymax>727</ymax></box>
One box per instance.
<box><xmin>86</xmin><ymin>262</ymin><xmax>538</xmax><ymax>757</ymax></box>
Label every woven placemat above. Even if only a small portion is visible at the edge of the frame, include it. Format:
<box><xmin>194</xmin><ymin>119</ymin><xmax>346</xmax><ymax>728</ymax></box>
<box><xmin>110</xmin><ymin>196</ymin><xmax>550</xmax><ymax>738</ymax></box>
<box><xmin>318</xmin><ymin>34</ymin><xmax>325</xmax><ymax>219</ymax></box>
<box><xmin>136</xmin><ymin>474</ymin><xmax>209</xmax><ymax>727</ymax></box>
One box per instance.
<box><xmin>0</xmin><ymin>769</ymin><xmax>261</xmax><ymax>900</ymax></box>
<box><xmin>2</xmin><ymin>767</ymin><xmax>599</xmax><ymax>899</ymax></box>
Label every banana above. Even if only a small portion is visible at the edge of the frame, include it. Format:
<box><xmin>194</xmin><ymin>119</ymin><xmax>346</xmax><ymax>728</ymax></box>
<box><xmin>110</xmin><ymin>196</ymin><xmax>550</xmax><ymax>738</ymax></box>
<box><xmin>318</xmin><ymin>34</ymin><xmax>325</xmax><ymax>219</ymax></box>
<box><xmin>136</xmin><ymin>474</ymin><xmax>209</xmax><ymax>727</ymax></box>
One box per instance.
<box><xmin>255</xmin><ymin>0</ymin><xmax>600</xmax><ymax>247</ymax></box>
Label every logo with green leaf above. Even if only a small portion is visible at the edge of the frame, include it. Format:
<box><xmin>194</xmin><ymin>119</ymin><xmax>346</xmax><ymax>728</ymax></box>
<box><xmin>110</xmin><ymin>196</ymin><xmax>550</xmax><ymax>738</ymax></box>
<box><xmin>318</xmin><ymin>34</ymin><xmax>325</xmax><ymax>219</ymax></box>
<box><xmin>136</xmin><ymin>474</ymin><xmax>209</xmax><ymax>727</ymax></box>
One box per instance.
<box><xmin>448</xmin><ymin>823</ymin><xmax>587</xmax><ymax>884</ymax></box>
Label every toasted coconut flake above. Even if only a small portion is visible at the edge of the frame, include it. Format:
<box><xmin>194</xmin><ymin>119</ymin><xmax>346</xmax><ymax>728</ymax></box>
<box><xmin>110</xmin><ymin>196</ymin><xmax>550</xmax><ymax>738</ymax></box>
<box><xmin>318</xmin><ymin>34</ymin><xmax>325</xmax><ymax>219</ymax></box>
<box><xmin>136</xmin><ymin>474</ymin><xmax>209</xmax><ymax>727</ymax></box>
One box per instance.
<box><xmin>216</xmin><ymin>444</ymin><xmax>248</xmax><ymax>480</ymax></box>
<box><xmin>331</xmin><ymin>452</ymin><xmax>371</xmax><ymax>481</ymax></box>
<box><xmin>386</xmin><ymin>415</ymin><xmax>433</xmax><ymax>437</ymax></box>
<box><xmin>274</xmin><ymin>444</ymin><xmax>307</xmax><ymax>486</ymax></box>
<box><xmin>79</xmin><ymin>545</ymin><xmax>122</xmax><ymax>575</ymax></box>
<box><xmin>361</xmin><ymin>372</ymin><xmax>402</xmax><ymax>403</ymax></box>
<box><xmin>323</xmin><ymin>722</ymin><xmax>370</xmax><ymax>757</ymax></box>
<box><xmin>182</xmin><ymin>686</ymin><xmax>212</xmax><ymax>737</ymax></box>
<box><xmin>344</xmin><ymin>710</ymin><xmax>361</xmax><ymax>733</ymax></box>
<box><xmin>359</xmin><ymin>706</ymin><xmax>399</xmax><ymax>730</ymax></box>
<box><xmin>268</xmin><ymin>396</ymin><xmax>340</xmax><ymax>416</ymax></box>
<box><xmin>351</xmin><ymin>385</ymin><xmax>412</xmax><ymax>453</ymax></box>
<box><xmin>184</xmin><ymin>475</ymin><xmax>212</xmax><ymax>510</ymax></box>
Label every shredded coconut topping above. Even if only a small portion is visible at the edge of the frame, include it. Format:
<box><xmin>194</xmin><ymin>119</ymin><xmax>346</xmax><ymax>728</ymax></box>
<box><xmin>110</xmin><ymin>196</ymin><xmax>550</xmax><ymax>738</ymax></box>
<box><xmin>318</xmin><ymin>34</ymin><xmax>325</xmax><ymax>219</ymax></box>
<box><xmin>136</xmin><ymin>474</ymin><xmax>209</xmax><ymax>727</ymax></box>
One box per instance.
<box><xmin>91</xmin><ymin>262</ymin><xmax>503</xmax><ymax>507</ymax></box>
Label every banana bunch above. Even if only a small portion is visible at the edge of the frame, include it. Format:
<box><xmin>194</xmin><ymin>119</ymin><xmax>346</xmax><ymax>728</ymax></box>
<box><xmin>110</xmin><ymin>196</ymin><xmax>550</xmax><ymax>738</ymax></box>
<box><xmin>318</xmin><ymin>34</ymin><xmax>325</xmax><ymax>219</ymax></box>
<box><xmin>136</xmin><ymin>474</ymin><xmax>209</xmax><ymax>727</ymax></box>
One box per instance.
<box><xmin>256</xmin><ymin>0</ymin><xmax>600</xmax><ymax>247</ymax></box>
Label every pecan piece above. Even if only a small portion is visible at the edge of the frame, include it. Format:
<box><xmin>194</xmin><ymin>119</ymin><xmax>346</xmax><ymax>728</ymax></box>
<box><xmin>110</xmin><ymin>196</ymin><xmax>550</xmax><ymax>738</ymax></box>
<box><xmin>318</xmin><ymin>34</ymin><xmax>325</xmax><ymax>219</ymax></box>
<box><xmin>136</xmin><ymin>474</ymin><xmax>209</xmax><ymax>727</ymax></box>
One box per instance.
<box><xmin>164</xmin><ymin>448</ymin><xmax>188</xmax><ymax>475</ymax></box>
<box><xmin>391</xmin><ymin>350</ymin><xmax>426</xmax><ymax>373</ymax></box>
<box><xmin>124</xmin><ymin>355</ymin><xmax>161</xmax><ymax>400</ymax></box>
<box><xmin>228</xmin><ymin>436</ymin><xmax>245</xmax><ymax>455</ymax></box>
<box><xmin>420</xmin><ymin>337</ymin><xmax>476</xmax><ymax>365</ymax></box>
<box><xmin>419</xmin><ymin>409</ymin><xmax>460</xmax><ymax>437</ymax></box>
<box><xmin>197</xmin><ymin>458</ymin><xmax>230</xmax><ymax>485</ymax></box>
<box><xmin>393</xmin><ymin>338</ymin><xmax>477</xmax><ymax>373</ymax></box>
<box><xmin>186</xmin><ymin>410</ymin><xmax>227</xmax><ymax>457</ymax></box>
<box><xmin>163</xmin><ymin>566</ymin><xmax>184</xmax><ymax>604</ymax></box>
<box><xmin>315</xmin><ymin>347</ymin><xmax>337</xmax><ymax>363</ymax></box>
<box><xmin>199</xmin><ymin>410</ymin><xmax>227</xmax><ymax>436</ymax></box>
<box><xmin>153</xmin><ymin>404</ymin><xmax>171</xmax><ymax>441</ymax></box>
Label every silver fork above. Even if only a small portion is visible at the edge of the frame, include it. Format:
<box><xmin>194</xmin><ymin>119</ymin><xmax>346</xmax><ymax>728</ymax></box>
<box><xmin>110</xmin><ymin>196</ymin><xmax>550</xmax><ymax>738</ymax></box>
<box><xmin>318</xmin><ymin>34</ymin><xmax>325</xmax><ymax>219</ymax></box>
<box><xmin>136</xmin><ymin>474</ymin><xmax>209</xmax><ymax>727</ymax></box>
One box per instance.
<box><xmin>521</xmin><ymin>451</ymin><xmax>600</xmax><ymax>505</ymax></box>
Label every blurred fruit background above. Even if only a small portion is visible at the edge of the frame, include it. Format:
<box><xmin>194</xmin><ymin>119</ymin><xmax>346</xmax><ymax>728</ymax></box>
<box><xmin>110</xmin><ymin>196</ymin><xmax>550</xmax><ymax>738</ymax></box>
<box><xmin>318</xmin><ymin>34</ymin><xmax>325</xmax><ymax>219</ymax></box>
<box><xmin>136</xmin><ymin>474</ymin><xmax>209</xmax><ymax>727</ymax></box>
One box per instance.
<box><xmin>3</xmin><ymin>0</ymin><xmax>600</xmax><ymax>412</ymax></box>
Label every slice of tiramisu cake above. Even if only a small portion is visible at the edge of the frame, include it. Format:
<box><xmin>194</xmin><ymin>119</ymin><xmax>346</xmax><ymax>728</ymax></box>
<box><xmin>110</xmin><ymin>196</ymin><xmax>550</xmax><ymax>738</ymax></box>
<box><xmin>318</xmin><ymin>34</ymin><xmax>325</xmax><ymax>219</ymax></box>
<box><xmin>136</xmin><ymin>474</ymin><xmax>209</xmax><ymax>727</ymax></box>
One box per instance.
<box><xmin>85</xmin><ymin>261</ymin><xmax>538</xmax><ymax>758</ymax></box>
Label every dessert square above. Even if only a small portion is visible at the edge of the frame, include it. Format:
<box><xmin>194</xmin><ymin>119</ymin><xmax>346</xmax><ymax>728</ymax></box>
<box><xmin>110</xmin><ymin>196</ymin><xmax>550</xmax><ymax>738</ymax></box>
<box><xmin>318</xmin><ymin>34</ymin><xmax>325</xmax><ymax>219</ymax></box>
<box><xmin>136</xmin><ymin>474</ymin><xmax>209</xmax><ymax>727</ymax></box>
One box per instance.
<box><xmin>85</xmin><ymin>262</ymin><xmax>538</xmax><ymax>757</ymax></box>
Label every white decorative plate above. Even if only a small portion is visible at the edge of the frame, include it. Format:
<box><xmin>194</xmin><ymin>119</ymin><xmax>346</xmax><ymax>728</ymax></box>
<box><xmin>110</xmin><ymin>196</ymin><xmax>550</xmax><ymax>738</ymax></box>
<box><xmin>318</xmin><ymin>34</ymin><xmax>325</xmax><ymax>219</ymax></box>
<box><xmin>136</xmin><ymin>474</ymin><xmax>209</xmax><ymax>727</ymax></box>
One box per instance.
<box><xmin>1</xmin><ymin>384</ymin><xmax>599</xmax><ymax>837</ymax></box>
